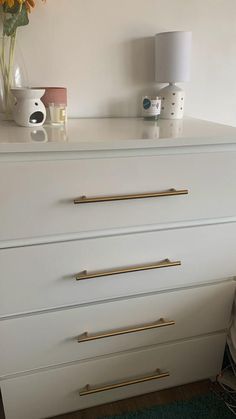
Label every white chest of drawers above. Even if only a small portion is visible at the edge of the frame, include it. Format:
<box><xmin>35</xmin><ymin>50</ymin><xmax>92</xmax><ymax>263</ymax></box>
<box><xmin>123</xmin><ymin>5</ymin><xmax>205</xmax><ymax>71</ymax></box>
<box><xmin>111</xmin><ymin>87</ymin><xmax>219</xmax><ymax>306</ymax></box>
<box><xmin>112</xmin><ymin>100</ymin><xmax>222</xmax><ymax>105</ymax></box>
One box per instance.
<box><xmin>1</xmin><ymin>117</ymin><xmax>236</xmax><ymax>419</ymax></box>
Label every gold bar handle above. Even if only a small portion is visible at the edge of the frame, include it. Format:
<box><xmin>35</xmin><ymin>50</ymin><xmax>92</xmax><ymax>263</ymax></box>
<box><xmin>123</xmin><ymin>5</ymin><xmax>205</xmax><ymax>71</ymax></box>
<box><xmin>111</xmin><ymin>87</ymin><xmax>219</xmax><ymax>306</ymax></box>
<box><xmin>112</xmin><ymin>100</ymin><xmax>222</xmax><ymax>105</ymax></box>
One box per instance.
<box><xmin>79</xmin><ymin>369</ymin><xmax>170</xmax><ymax>396</ymax></box>
<box><xmin>76</xmin><ymin>258</ymin><xmax>181</xmax><ymax>281</ymax></box>
<box><xmin>78</xmin><ymin>318</ymin><xmax>175</xmax><ymax>343</ymax></box>
<box><xmin>74</xmin><ymin>188</ymin><xmax>188</xmax><ymax>204</ymax></box>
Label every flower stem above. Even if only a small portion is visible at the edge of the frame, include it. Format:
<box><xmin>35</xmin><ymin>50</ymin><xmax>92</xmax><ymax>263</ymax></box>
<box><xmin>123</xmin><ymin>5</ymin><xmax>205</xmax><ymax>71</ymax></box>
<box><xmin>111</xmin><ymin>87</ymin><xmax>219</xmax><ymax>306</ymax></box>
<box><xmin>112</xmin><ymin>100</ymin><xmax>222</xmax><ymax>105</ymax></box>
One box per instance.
<box><xmin>5</xmin><ymin>31</ymin><xmax>17</xmax><ymax>116</ymax></box>
<box><xmin>0</xmin><ymin>36</ymin><xmax>9</xmax><ymax>111</ymax></box>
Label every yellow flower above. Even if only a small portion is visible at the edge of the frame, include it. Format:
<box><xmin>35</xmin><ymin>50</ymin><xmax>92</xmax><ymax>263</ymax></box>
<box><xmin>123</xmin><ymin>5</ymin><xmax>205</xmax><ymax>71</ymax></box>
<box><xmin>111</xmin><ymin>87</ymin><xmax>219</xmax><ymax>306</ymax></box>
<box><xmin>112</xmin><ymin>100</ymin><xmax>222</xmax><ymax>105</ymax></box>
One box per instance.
<box><xmin>25</xmin><ymin>0</ymin><xmax>35</xmax><ymax>12</ymax></box>
<box><xmin>0</xmin><ymin>0</ymin><xmax>45</xmax><ymax>10</ymax></box>
<box><xmin>0</xmin><ymin>0</ymin><xmax>25</xmax><ymax>6</ymax></box>
<box><xmin>25</xmin><ymin>0</ymin><xmax>46</xmax><ymax>12</ymax></box>
<box><xmin>0</xmin><ymin>0</ymin><xmax>15</xmax><ymax>7</ymax></box>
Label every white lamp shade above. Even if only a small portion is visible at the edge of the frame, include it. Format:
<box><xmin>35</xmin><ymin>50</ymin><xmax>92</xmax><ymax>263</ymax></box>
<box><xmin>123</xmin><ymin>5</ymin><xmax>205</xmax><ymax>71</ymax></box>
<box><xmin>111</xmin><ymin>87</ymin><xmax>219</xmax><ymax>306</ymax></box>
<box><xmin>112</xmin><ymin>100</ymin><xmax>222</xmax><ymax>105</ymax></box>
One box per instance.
<box><xmin>155</xmin><ymin>31</ymin><xmax>192</xmax><ymax>83</ymax></box>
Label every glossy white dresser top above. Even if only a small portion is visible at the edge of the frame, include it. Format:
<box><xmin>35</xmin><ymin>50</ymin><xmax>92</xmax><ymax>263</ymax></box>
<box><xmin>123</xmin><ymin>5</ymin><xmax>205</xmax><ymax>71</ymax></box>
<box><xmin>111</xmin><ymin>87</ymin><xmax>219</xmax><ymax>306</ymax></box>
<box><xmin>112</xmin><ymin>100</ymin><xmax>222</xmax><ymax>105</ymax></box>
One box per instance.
<box><xmin>1</xmin><ymin>117</ymin><xmax>236</xmax><ymax>156</ymax></box>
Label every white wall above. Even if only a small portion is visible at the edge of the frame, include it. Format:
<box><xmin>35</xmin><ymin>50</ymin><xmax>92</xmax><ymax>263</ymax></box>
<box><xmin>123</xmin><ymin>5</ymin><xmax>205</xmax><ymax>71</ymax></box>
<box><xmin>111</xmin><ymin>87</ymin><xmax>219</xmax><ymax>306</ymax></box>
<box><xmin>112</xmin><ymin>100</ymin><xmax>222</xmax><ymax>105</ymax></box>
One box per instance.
<box><xmin>18</xmin><ymin>0</ymin><xmax>236</xmax><ymax>125</ymax></box>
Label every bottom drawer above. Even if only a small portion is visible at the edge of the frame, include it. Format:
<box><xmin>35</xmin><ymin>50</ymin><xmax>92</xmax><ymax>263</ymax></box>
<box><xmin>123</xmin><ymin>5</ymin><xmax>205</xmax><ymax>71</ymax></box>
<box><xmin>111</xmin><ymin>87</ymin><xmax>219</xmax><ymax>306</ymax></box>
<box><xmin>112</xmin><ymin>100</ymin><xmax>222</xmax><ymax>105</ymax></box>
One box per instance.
<box><xmin>1</xmin><ymin>333</ymin><xmax>225</xmax><ymax>419</ymax></box>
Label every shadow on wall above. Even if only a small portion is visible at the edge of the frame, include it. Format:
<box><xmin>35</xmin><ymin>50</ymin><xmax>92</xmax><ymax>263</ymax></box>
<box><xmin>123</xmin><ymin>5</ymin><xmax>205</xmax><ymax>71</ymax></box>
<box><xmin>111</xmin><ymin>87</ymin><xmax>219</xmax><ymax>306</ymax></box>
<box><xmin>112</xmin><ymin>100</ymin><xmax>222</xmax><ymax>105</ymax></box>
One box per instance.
<box><xmin>108</xmin><ymin>36</ymin><xmax>162</xmax><ymax>117</ymax></box>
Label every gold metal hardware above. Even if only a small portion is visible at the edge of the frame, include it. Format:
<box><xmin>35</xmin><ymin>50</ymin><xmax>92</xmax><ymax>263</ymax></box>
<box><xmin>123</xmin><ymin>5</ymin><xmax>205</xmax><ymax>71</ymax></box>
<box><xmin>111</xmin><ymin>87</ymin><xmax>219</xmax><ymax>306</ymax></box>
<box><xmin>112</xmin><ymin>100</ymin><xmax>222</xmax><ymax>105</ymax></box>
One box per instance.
<box><xmin>79</xmin><ymin>369</ymin><xmax>170</xmax><ymax>396</ymax></box>
<box><xmin>74</xmin><ymin>188</ymin><xmax>188</xmax><ymax>204</ymax></box>
<box><xmin>76</xmin><ymin>258</ymin><xmax>181</xmax><ymax>281</ymax></box>
<box><xmin>78</xmin><ymin>318</ymin><xmax>175</xmax><ymax>342</ymax></box>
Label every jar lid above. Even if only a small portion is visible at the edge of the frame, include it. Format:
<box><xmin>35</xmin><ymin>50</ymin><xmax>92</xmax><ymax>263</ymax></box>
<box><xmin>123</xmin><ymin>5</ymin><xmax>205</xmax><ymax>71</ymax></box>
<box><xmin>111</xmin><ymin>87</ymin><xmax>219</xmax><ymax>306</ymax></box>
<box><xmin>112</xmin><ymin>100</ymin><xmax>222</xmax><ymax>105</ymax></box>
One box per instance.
<box><xmin>35</xmin><ymin>87</ymin><xmax>67</xmax><ymax>106</ymax></box>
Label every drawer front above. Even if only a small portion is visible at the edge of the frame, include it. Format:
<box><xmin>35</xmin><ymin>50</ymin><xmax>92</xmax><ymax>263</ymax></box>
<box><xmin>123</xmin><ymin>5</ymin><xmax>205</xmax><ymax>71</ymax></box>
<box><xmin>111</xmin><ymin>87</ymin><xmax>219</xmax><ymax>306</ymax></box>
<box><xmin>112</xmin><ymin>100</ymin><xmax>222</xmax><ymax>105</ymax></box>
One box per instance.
<box><xmin>0</xmin><ymin>281</ymin><xmax>233</xmax><ymax>377</ymax></box>
<box><xmin>1</xmin><ymin>222</ymin><xmax>236</xmax><ymax>316</ymax></box>
<box><xmin>1</xmin><ymin>333</ymin><xmax>226</xmax><ymax>419</ymax></box>
<box><xmin>1</xmin><ymin>152</ymin><xmax>236</xmax><ymax>241</ymax></box>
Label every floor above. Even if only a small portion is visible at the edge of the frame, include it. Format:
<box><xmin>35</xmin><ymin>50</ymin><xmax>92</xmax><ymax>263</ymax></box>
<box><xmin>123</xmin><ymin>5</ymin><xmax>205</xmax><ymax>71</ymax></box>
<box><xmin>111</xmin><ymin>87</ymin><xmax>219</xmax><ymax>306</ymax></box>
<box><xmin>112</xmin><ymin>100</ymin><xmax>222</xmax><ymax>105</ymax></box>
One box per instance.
<box><xmin>0</xmin><ymin>380</ymin><xmax>211</xmax><ymax>419</ymax></box>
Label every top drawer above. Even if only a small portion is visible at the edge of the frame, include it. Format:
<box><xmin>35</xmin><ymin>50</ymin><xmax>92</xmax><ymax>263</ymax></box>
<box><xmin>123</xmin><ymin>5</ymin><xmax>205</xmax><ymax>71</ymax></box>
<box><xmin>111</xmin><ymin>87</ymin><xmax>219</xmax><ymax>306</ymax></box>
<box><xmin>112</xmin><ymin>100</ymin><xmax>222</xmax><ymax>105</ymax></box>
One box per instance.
<box><xmin>1</xmin><ymin>152</ymin><xmax>236</xmax><ymax>241</ymax></box>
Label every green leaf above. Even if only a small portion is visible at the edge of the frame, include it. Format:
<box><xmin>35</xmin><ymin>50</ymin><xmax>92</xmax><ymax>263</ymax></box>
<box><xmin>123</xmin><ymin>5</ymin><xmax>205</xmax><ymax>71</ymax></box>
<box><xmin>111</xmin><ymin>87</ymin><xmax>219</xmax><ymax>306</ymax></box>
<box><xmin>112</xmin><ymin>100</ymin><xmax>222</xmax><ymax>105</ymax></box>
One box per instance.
<box><xmin>3</xmin><ymin>4</ymin><xmax>29</xmax><ymax>36</ymax></box>
<box><xmin>3</xmin><ymin>2</ymin><xmax>20</xmax><ymax>14</ymax></box>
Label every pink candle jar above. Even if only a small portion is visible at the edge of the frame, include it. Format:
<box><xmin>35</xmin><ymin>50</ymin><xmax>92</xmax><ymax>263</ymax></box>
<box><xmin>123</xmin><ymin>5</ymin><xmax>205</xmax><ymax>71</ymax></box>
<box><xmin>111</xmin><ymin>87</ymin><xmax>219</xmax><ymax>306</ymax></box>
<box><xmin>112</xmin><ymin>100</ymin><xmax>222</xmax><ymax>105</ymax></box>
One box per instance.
<box><xmin>40</xmin><ymin>87</ymin><xmax>67</xmax><ymax>124</ymax></box>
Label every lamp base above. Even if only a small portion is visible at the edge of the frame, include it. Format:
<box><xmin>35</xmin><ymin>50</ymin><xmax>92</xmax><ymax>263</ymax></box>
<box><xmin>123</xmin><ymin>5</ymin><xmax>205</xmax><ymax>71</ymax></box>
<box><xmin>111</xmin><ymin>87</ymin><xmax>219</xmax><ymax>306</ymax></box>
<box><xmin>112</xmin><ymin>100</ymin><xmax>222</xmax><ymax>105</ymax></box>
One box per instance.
<box><xmin>158</xmin><ymin>84</ymin><xmax>185</xmax><ymax>119</ymax></box>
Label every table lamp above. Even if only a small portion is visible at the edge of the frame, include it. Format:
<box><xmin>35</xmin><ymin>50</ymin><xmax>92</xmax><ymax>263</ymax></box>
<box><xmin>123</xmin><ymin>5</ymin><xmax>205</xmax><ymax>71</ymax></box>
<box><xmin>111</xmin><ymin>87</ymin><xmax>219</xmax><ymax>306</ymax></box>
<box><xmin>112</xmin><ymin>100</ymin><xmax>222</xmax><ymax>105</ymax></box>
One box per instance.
<box><xmin>155</xmin><ymin>31</ymin><xmax>192</xmax><ymax>119</ymax></box>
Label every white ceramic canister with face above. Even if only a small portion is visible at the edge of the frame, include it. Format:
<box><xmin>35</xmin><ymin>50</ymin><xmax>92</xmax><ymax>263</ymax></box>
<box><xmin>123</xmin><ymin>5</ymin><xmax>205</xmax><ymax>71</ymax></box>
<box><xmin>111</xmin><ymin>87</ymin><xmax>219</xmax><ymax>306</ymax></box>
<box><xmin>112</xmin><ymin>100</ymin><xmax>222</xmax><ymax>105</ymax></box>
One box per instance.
<box><xmin>11</xmin><ymin>88</ymin><xmax>46</xmax><ymax>127</ymax></box>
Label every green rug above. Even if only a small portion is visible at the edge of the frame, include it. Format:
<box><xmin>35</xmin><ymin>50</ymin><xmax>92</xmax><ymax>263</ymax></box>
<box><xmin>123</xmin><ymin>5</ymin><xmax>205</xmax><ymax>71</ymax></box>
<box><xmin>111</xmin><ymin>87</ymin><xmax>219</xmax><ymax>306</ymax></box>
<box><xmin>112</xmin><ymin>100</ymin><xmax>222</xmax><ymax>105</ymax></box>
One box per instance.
<box><xmin>101</xmin><ymin>393</ymin><xmax>235</xmax><ymax>418</ymax></box>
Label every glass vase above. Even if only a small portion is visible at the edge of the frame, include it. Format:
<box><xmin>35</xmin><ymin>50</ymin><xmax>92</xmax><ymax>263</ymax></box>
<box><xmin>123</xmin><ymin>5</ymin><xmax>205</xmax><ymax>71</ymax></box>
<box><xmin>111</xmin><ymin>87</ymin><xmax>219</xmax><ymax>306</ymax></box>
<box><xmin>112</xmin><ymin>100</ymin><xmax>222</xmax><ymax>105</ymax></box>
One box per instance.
<box><xmin>0</xmin><ymin>35</ymin><xmax>29</xmax><ymax>120</ymax></box>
